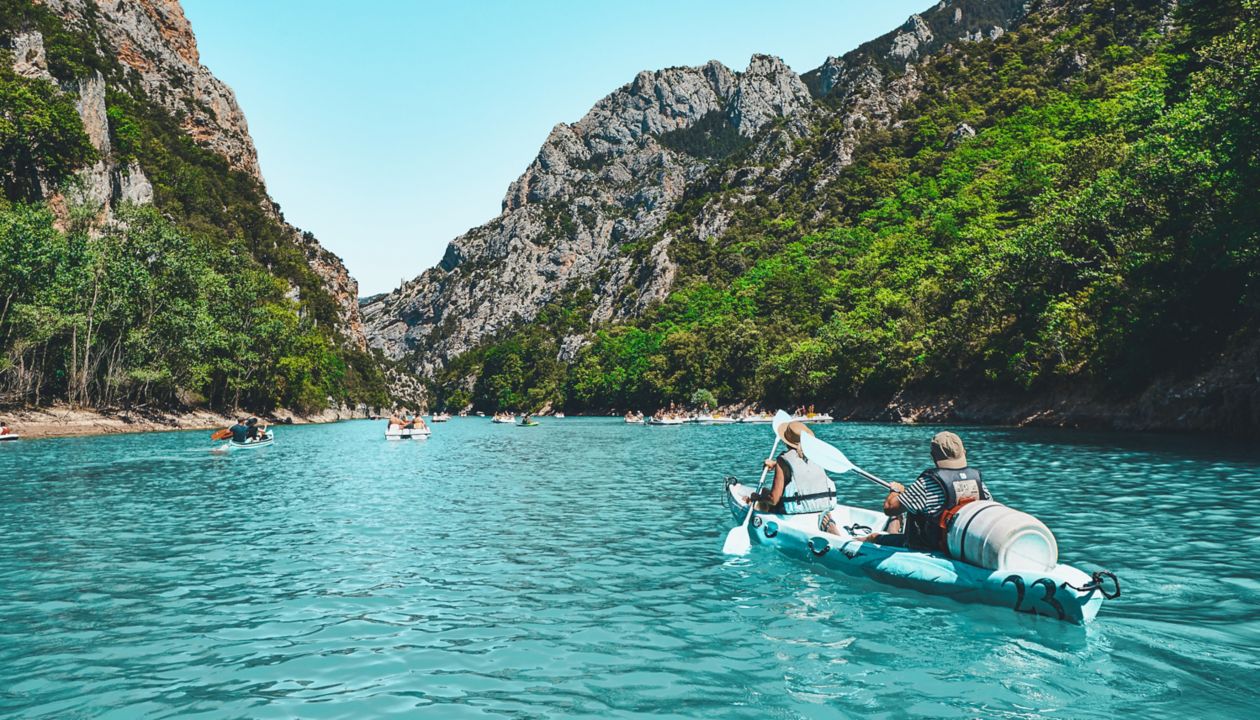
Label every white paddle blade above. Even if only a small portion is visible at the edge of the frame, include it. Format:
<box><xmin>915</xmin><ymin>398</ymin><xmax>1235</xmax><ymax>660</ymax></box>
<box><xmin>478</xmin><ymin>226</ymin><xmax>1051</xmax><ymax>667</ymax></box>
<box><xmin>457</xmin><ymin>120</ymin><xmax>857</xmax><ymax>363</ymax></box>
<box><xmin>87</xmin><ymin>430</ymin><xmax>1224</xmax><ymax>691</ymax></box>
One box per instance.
<box><xmin>722</xmin><ymin>522</ymin><xmax>752</xmax><ymax>555</ymax></box>
<box><xmin>772</xmin><ymin>409</ymin><xmax>793</xmax><ymax>436</ymax></box>
<box><xmin>800</xmin><ymin>433</ymin><xmax>854</xmax><ymax>474</ymax></box>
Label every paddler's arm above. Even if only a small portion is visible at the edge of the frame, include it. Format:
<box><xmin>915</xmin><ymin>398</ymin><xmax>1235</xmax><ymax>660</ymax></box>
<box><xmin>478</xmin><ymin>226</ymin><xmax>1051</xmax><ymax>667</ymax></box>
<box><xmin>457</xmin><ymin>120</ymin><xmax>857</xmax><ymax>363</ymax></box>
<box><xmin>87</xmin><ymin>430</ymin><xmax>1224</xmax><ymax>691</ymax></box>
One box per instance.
<box><xmin>746</xmin><ymin>461</ymin><xmax>786</xmax><ymax>509</ymax></box>
<box><xmin>882</xmin><ymin>482</ymin><xmax>907</xmax><ymax>515</ymax></box>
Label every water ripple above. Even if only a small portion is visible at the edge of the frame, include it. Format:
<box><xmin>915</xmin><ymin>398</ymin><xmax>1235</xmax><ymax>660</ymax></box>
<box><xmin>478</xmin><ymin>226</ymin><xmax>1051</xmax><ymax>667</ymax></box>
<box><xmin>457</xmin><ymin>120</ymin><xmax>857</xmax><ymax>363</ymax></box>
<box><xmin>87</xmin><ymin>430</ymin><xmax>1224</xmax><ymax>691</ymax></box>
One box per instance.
<box><xmin>2</xmin><ymin>419</ymin><xmax>1258</xmax><ymax>718</ymax></box>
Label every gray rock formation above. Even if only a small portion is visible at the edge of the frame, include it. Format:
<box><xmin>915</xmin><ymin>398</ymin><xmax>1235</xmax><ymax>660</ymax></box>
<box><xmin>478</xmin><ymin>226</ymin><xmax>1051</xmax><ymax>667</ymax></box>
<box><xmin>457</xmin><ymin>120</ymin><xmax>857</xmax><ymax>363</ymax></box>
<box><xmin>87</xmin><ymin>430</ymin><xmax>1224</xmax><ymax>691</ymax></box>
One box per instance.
<box><xmin>10</xmin><ymin>0</ymin><xmax>367</xmax><ymax>348</ymax></box>
<box><xmin>364</xmin><ymin>0</ymin><xmax>1032</xmax><ymax>386</ymax></box>
<box><xmin>365</xmin><ymin>54</ymin><xmax>813</xmax><ymax>374</ymax></box>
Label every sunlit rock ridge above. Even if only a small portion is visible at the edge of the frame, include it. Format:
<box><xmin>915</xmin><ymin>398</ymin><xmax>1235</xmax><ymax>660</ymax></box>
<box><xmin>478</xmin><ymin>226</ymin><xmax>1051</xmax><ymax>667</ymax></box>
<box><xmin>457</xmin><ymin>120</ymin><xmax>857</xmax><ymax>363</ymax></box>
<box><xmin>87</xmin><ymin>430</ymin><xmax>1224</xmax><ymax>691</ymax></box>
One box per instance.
<box><xmin>362</xmin><ymin>0</ymin><xmax>1026</xmax><ymax>377</ymax></box>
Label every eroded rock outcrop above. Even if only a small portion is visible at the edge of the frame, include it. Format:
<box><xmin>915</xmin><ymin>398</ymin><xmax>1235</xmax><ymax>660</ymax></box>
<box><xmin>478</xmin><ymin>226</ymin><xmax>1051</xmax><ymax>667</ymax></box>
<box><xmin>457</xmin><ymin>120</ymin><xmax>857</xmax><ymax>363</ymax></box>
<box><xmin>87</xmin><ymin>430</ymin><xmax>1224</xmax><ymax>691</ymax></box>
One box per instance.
<box><xmin>364</xmin><ymin>0</ymin><xmax>1031</xmax><ymax>385</ymax></box>
<box><xmin>8</xmin><ymin>0</ymin><xmax>367</xmax><ymax>348</ymax></box>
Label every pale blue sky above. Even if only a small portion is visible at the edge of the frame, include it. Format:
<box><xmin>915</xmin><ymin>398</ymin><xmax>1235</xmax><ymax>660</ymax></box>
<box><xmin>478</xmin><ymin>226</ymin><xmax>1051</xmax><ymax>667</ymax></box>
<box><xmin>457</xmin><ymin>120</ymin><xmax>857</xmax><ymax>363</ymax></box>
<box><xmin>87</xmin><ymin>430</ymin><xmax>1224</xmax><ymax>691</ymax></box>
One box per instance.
<box><xmin>182</xmin><ymin>0</ymin><xmax>929</xmax><ymax>295</ymax></box>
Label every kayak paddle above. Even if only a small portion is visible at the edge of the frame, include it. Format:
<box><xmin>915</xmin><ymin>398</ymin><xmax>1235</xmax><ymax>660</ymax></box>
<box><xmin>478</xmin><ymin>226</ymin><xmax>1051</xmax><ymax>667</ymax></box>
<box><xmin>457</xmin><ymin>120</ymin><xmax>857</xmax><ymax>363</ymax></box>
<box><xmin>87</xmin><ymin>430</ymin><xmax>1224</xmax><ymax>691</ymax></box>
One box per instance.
<box><xmin>799</xmin><ymin>433</ymin><xmax>894</xmax><ymax>490</ymax></box>
<box><xmin>722</xmin><ymin>409</ymin><xmax>793</xmax><ymax>556</ymax></box>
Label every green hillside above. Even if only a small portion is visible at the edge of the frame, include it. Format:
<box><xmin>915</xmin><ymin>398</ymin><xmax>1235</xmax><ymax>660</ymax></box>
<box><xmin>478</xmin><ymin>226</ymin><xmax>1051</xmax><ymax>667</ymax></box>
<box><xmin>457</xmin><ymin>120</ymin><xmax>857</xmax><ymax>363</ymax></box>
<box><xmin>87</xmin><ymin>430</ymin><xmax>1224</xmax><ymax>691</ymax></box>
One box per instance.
<box><xmin>430</xmin><ymin>0</ymin><xmax>1259</xmax><ymax>424</ymax></box>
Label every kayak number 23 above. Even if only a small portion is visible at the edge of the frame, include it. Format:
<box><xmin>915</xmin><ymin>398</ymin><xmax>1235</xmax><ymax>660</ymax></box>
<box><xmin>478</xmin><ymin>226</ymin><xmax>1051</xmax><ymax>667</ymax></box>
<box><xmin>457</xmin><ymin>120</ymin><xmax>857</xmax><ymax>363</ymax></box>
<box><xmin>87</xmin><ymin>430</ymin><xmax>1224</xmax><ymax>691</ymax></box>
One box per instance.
<box><xmin>1003</xmin><ymin>575</ymin><xmax>1066</xmax><ymax>620</ymax></box>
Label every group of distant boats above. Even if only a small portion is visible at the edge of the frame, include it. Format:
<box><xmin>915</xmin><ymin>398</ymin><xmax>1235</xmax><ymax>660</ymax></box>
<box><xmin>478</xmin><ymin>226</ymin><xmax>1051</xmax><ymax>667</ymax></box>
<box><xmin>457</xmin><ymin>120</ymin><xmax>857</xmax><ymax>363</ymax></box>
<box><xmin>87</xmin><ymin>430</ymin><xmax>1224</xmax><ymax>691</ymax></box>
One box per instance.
<box><xmin>625</xmin><ymin>409</ymin><xmax>834</xmax><ymax>425</ymax></box>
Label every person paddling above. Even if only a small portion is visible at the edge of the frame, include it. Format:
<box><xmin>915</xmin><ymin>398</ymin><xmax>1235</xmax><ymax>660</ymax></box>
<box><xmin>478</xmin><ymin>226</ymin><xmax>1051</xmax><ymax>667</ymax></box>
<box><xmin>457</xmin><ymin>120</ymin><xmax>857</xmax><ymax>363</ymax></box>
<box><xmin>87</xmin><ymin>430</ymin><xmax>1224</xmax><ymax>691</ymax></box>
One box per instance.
<box><xmin>863</xmin><ymin>431</ymin><xmax>992</xmax><ymax>550</ymax></box>
<box><xmin>227</xmin><ymin>418</ymin><xmax>250</xmax><ymax>443</ymax></box>
<box><xmin>0</xmin><ymin>420</ymin><xmax>11</xmax><ymax>436</ymax></box>
<box><xmin>743</xmin><ymin>421</ymin><xmax>837</xmax><ymax>514</ymax></box>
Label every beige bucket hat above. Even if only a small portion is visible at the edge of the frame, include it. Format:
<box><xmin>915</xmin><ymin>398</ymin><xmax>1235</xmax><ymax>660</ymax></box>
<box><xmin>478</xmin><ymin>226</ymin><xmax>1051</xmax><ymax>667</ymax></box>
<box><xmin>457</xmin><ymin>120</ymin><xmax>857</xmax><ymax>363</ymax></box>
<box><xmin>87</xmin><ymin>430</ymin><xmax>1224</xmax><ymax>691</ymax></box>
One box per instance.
<box><xmin>781</xmin><ymin>421</ymin><xmax>814</xmax><ymax>448</ymax></box>
<box><xmin>930</xmin><ymin>431</ymin><xmax>967</xmax><ymax>469</ymax></box>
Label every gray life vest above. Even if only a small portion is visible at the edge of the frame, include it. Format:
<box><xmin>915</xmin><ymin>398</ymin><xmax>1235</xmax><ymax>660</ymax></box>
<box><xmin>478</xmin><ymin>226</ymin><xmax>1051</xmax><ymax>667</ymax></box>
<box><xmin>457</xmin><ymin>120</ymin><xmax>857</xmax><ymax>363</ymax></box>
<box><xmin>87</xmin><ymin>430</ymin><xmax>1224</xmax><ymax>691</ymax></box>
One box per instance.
<box><xmin>776</xmin><ymin>449</ymin><xmax>837</xmax><ymax>514</ymax></box>
<box><xmin>905</xmin><ymin>467</ymin><xmax>987</xmax><ymax>551</ymax></box>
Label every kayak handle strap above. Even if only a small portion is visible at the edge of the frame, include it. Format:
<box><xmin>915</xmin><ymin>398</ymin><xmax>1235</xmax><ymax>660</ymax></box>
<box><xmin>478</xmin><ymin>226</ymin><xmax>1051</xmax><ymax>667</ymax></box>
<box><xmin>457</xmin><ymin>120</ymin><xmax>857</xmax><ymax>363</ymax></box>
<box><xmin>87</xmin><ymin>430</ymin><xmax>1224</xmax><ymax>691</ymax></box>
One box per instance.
<box><xmin>1063</xmin><ymin>570</ymin><xmax>1121</xmax><ymax>599</ymax></box>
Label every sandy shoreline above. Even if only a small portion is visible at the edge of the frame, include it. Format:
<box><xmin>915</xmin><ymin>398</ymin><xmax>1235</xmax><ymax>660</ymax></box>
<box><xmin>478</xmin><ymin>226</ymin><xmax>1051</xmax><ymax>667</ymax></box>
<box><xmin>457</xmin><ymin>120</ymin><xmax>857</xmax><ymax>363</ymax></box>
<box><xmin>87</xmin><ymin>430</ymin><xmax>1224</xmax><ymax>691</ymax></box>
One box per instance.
<box><xmin>0</xmin><ymin>404</ymin><xmax>374</xmax><ymax>440</ymax></box>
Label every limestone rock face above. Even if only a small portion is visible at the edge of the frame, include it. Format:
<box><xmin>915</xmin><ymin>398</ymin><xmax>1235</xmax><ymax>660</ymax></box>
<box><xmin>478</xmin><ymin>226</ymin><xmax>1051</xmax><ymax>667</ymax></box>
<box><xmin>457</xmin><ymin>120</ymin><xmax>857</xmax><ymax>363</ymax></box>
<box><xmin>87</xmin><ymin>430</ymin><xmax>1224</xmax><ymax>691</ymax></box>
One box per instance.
<box><xmin>9</xmin><ymin>0</ymin><xmax>367</xmax><ymax>349</ymax></box>
<box><xmin>41</xmin><ymin>0</ymin><xmax>261</xmax><ymax>180</ymax></box>
<box><xmin>363</xmin><ymin>0</ymin><xmax>1032</xmax><ymax>386</ymax></box>
<box><xmin>366</xmin><ymin>54</ymin><xmax>813</xmax><ymax>374</ymax></box>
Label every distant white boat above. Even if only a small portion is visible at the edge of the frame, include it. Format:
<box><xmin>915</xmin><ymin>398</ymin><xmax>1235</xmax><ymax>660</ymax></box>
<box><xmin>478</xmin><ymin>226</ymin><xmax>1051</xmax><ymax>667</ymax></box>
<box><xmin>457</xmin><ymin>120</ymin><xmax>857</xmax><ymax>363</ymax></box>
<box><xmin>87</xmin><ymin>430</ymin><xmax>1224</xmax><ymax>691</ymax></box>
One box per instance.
<box><xmin>432</xmin><ymin>413</ymin><xmax>451</xmax><ymax>422</ymax></box>
<box><xmin>738</xmin><ymin>415</ymin><xmax>775</xmax><ymax>424</ymax></box>
<box><xmin>0</xmin><ymin>433</ymin><xmax>20</xmax><ymax>442</ymax></box>
<box><xmin>646</xmin><ymin>416</ymin><xmax>685</xmax><ymax>425</ymax></box>
<box><xmin>791</xmin><ymin>413</ymin><xmax>834</xmax><ymax>423</ymax></box>
<box><xmin>492</xmin><ymin>415</ymin><xmax>515</xmax><ymax>424</ymax></box>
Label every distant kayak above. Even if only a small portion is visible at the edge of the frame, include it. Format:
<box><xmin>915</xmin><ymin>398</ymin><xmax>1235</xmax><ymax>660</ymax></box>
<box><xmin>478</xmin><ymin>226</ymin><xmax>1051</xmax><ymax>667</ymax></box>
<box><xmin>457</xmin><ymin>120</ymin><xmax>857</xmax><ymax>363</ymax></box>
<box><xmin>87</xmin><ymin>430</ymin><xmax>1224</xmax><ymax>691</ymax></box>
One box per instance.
<box><xmin>222</xmin><ymin>432</ymin><xmax>275</xmax><ymax>450</ymax></box>
<box><xmin>385</xmin><ymin>426</ymin><xmax>430</xmax><ymax>439</ymax></box>
<box><xmin>723</xmin><ymin>479</ymin><xmax>1118</xmax><ymax>624</ymax></box>
<box><xmin>0</xmin><ymin>434</ymin><xmax>19</xmax><ymax>442</ymax></box>
<box><xmin>520</xmin><ymin>421</ymin><xmax>540</xmax><ymax>427</ymax></box>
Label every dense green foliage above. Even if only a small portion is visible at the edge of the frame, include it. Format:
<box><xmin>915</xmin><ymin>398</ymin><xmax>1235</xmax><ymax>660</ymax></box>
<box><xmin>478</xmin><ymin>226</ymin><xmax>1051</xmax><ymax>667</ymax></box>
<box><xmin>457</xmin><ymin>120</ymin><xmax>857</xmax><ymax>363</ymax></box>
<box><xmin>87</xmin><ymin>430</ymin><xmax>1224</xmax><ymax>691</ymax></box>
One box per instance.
<box><xmin>431</xmin><ymin>0</ymin><xmax>1260</xmax><ymax>414</ymax></box>
<box><xmin>0</xmin><ymin>3</ymin><xmax>388</xmax><ymax>413</ymax></box>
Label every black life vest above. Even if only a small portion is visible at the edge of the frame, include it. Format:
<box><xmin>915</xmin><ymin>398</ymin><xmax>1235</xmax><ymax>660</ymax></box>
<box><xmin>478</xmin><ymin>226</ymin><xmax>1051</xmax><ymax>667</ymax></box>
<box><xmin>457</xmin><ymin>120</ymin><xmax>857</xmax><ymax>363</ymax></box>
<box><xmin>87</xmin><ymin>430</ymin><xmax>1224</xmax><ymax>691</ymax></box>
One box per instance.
<box><xmin>904</xmin><ymin>466</ymin><xmax>987</xmax><ymax>551</ymax></box>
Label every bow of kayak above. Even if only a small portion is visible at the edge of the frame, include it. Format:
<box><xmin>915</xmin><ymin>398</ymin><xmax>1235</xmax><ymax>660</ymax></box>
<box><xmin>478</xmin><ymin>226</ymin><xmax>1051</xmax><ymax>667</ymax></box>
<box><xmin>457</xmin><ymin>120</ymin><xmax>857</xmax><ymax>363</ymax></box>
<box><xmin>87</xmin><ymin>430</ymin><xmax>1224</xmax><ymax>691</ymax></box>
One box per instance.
<box><xmin>724</xmin><ymin>479</ymin><xmax>1115</xmax><ymax>624</ymax></box>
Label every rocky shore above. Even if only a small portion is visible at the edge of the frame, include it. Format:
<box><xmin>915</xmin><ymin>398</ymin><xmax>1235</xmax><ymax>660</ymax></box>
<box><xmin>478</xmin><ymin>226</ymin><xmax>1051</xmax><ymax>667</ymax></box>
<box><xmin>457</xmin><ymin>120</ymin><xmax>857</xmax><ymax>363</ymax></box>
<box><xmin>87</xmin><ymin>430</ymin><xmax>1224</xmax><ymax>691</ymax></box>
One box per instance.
<box><xmin>0</xmin><ymin>403</ymin><xmax>376</xmax><ymax>440</ymax></box>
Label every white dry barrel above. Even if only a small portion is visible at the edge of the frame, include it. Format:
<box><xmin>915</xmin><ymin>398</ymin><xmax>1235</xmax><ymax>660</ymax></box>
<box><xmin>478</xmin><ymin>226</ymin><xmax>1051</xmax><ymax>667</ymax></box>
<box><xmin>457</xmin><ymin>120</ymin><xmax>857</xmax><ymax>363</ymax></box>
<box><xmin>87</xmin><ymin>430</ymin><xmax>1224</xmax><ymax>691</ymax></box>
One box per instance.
<box><xmin>946</xmin><ymin>501</ymin><xmax>1058</xmax><ymax>571</ymax></box>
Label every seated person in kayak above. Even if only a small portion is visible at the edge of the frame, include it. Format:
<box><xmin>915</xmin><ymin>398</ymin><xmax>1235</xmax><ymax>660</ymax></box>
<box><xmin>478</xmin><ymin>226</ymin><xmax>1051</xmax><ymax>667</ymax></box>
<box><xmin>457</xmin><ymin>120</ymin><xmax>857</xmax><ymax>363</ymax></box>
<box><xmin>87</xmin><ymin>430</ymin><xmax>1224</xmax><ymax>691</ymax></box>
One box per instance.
<box><xmin>743</xmin><ymin>421</ymin><xmax>837</xmax><ymax>514</ymax></box>
<box><xmin>0</xmin><ymin>420</ymin><xmax>11</xmax><ymax>435</ymax></box>
<box><xmin>245</xmin><ymin>417</ymin><xmax>269</xmax><ymax>441</ymax></box>
<box><xmin>863</xmin><ymin>431</ymin><xmax>991</xmax><ymax>550</ymax></box>
<box><xmin>228</xmin><ymin>419</ymin><xmax>250</xmax><ymax>443</ymax></box>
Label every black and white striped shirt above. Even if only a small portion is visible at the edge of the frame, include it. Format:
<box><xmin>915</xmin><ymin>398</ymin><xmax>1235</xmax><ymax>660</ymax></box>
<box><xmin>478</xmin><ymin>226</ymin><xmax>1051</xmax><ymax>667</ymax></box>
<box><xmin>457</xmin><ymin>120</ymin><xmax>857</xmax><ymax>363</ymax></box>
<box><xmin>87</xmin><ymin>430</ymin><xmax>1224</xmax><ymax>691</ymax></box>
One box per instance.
<box><xmin>899</xmin><ymin>468</ymin><xmax>991</xmax><ymax>515</ymax></box>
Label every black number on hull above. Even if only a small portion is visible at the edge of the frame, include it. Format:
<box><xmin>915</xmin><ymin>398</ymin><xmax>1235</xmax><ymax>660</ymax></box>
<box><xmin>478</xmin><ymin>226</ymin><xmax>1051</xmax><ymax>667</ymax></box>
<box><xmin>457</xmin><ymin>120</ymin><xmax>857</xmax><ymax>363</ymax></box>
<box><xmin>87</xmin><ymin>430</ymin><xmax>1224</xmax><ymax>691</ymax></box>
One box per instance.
<box><xmin>1003</xmin><ymin>575</ymin><xmax>1067</xmax><ymax>621</ymax></box>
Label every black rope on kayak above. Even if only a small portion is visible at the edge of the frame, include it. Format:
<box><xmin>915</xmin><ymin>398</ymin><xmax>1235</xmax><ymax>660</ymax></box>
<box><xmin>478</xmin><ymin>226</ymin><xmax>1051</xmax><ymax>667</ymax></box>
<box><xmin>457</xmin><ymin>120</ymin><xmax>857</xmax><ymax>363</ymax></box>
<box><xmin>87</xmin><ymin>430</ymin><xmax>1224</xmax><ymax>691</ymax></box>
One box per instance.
<box><xmin>844</xmin><ymin>524</ymin><xmax>872</xmax><ymax>537</ymax></box>
<box><xmin>1063</xmin><ymin>571</ymin><xmax>1122</xmax><ymax>600</ymax></box>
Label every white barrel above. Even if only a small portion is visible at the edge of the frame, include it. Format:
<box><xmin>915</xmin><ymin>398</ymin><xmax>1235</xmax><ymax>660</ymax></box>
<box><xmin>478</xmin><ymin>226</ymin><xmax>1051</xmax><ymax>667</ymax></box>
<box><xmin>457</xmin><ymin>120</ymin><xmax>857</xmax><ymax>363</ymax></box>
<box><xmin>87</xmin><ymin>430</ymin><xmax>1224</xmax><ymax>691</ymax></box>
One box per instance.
<box><xmin>946</xmin><ymin>501</ymin><xmax>1058</xmax><ymax>571</ymax></box>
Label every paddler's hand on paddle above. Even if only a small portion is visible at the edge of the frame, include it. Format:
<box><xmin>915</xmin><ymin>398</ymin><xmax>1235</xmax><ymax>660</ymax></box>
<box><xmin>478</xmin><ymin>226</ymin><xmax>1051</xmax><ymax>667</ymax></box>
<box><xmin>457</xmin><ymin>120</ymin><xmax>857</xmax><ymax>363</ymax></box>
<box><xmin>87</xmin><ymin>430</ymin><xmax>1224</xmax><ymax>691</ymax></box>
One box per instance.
<box><xmin>763</xmin><ymin>459</ymin><xmax>776</xmax><ymax>471</ymax></box>
<box><xmin>889</xmin><ymin>482</ymin><xmax>905</xmax><ymax>493</ymax></box>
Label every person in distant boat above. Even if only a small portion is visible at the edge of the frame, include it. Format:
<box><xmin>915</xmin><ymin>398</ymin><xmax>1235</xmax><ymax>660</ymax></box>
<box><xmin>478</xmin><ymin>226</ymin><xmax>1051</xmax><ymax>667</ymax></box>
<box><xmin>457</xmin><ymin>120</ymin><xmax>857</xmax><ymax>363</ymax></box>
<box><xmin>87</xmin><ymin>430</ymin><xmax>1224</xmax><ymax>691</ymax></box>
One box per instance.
<box><xmin>0</xmin><ymin>420</ymin><xmax>11</xmax><ymax>435</ymax></box>
<box><xmin>861</xmin><ymin>431</ymin><xmax>991</xmax><ymax>550</ymax></box>
<box><xmin>743</xmin><ymin>421</ymin><xmax>837</xmax><ymax>515</ymax></box>
<box><xmin>245</xmin><ymin>417</ymin><xmax>268</xmax><ymax>441</ymax></box>
<box><xmin>228</xmin><ymin>418</ymin><xmax>250</xmax><ymax>443</ymax></box>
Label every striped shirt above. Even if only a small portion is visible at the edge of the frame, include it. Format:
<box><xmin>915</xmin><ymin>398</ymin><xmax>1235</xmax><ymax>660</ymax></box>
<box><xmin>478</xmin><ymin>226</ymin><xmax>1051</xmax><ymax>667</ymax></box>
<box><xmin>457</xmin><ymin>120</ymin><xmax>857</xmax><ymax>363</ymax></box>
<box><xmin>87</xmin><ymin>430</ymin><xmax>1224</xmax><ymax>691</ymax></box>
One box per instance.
<box><xmin>899</xmin><ymin>468</ymin><xmax>991</xmax><ymax>516</ymax></box>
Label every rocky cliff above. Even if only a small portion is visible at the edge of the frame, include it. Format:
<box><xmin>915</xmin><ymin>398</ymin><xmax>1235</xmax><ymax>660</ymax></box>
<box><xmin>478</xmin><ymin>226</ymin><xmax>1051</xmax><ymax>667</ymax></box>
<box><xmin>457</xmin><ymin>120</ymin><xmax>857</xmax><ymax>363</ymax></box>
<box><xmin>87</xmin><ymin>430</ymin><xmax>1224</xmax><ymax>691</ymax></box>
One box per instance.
<box><xmin>362</xmin><ymin>0</ymin><xmax>1027</xmax><ymax>377</ymax></box>
<box><xmin>7</xmin><ymin>0</ymin><xmax>367</xmax><ymax>348</ymax></box>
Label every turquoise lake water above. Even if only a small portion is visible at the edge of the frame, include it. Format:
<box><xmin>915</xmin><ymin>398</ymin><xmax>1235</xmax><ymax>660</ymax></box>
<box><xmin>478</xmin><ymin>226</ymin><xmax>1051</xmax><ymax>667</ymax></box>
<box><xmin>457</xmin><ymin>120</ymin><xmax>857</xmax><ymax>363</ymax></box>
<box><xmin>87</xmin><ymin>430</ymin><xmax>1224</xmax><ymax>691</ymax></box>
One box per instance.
<box><xmin>1</xmin><ymin>417</ymin><xmax>1258</xmax><ymax>718</ymax></box>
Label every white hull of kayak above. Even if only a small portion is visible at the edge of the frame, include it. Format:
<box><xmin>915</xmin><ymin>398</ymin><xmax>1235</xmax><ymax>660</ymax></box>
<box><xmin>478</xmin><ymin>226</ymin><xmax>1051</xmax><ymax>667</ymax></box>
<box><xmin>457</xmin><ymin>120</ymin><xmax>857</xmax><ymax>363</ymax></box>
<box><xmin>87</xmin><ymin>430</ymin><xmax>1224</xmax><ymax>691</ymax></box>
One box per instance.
<box><xmin>0</xmin><ymin>434</ymin><xmax>19</xmax><ymax>441</ymax></box>
<box><xmin>222</xmin><ymin>434</ymin><xmax>274</xmax><ymax>450</ymax></box>
<box><xmin>724</xmin><ymin>480</ymin><xmax>1110</xmax><ymax>624</ymax></box>
<box><xmin>385</xmin><ymin>427</ymin><xmax>430</xmax><ymax>439</ymax></box>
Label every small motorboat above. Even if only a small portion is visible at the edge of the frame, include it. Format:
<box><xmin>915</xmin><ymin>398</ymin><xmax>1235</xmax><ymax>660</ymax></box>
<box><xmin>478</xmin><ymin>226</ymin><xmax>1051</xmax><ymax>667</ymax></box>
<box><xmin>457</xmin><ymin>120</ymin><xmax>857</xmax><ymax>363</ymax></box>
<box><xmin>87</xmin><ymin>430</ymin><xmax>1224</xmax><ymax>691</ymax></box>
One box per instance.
<box><xmin>624</xmin><ymin>413</ymin><xmax>645</xmax><ymax>424</ymax></box>
<box><xmin>723</xmin><ymin>479</ymin><xmax>1118</xmax><ymax>624</ymax></box>
<box><xmin>385</xmin><ymin>424</ymin><xmax>430</xmax><ymax>439</ymax></box>
<box><xmin>738</xmin><ymin>414</ymin><xmax>775</xmax><ymax>424</ymax></box>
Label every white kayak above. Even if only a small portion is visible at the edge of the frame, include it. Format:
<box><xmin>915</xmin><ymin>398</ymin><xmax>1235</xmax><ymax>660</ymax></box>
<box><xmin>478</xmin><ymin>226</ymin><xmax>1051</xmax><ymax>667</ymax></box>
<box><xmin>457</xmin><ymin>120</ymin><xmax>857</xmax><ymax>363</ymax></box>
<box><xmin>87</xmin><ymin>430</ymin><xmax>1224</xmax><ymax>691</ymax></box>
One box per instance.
<box><xmin>222</xmin><ymin>432</ymin><xmax>275</xmax><ymax>450</ymax></box>
<box><xmin>385</xmin><ymin>425</ymin><xmax>430</xmax><ymax>439</ymax></box>
<box><xmin>724</xmin><ymin>479</ymin><xmax>1118</xmax><ymax>624</ymax></box>
<box><xmin>0</xmin><ymin>434</ymin><xmax>19</xmax><ymax>442</ymax></box>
